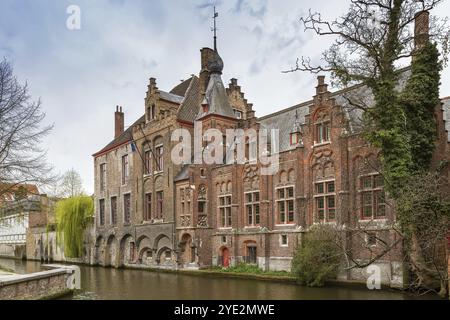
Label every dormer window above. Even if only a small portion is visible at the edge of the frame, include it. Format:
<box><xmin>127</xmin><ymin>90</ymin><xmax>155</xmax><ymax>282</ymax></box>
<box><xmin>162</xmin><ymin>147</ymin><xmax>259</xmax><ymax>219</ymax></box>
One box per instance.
<box><xmin>202</xmin><ymin>103</ymin><xmax>209</xmax><ymax>113</ymax></box>
<box><xmin>291</xmin><ymin>110</ymin><xmax>303</xmax><ymax>146</ymax></box>
<box><xmin>234</xmin><ymin>109</ymin><xmax>243</xmax><ymax>119</ymax></box>
<box><xmin>290</xmin><ymin>132</ymin><xmax>301</xmax><ymax>146</ymax></box>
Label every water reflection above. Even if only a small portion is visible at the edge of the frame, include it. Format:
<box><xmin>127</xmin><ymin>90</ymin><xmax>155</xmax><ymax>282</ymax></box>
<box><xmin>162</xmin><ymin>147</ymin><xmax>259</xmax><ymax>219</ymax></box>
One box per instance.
<box><xmin>0</xmin><ymin>258</ymin><xmax>434</xmax><ymax>300</ymax></box>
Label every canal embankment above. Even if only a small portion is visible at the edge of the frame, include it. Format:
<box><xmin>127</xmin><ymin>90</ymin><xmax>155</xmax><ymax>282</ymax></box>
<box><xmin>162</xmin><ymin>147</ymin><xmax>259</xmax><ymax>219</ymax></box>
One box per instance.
<box><xmin>119</xmin><ymin>263</ymin><xmax>395</xmax><ymax>291</ymax></box>
<box><xmin>0</xmin><ymin>264</ymin><xmax>81</xmax><ymax>300</ymax></box>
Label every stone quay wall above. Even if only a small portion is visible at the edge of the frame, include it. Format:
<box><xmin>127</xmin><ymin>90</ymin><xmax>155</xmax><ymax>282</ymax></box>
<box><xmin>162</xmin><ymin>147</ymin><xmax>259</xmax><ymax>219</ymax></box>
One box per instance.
<box><xmin>0</xmin><ymin>265</ymin><xmax>80</xmax><ymax>300</ymax></box>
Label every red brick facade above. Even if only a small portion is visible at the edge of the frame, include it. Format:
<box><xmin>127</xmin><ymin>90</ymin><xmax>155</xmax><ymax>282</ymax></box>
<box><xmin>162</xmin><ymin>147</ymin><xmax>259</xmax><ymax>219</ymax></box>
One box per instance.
<box><xmin>93</xmin><ymin>44</ymin><xmax>450</xmax><ymax>287</ymax></box>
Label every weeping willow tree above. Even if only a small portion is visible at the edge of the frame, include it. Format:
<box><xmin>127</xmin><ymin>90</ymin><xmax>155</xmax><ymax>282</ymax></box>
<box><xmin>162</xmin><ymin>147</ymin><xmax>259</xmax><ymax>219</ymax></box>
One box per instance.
<box><xmin>55</xmin><ymin>196</ymin><xmax>93</xmax><ymax>258</ymax></box>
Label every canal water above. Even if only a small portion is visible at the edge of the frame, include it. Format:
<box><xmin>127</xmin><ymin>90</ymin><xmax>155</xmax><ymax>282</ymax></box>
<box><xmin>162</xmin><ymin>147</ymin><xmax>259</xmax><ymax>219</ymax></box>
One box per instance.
<box><xmin>0</xmin><ymin>258</ymin><xmax>435</xmax><ymax>300</ymax></box>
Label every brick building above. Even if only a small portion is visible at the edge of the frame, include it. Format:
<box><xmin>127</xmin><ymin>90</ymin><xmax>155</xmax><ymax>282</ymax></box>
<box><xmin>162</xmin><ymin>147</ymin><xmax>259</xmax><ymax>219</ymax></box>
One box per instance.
<box><xmin>92</xmin><ymin>12</ymin><xmax>450</xmax><ymax>286</ymax></box>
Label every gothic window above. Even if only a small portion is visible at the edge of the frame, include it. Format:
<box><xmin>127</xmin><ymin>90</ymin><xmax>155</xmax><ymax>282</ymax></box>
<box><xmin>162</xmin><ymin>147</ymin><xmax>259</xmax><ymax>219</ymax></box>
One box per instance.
<box><xmin>110</xmin><ymin>196</ymin><xmax>117</xmax><ymax>225</ymax></box>
<box><xmin>198</xmin><ymin>185</ymin><xmax>207</xmax><ymax>215</ymax></box>
<box><xmin>276</xmin><ymin>186</ymin><xmax>295</xmax><ymax>224</ymax></box>
<box><xmin>144</xmin><ymin>193</ymin><xmax>152</xmax><ymax>221</ymax></box>
<box><xmin>122</xmin><ymin>154</ymin><xmax>129</xmax><ymax>185</ymax></box>
<box><xmin>360</xmin><ymin>174</ymin><xmax>386</xmax><ymax>220</ymax></box>
<box><xmin>123</xmin><ymin>193</ymin><xmax>131</xmax><ymax>224</ymax></box>
<box><xmin>315</xmin><ymin>111</ymin><xmax>331</xmax><ymax>144</ymax></box>
<box><xmin>316</xmin><ymin>122</ymin><xmax>331</xmax><ymax>144</ymax></box>
<box><xmin>155</xmin><ymin>145</ymin><xmax>164</xmax><ymax>172</ymax></box>
<box><xmin>144</xmin><ymin>150</ymin><xmax>152</xmax><ymax>175</ymax></box>
<box><xmin>156</xmin><ymin>191</ymin><xmax>164</xmax><ymax>219</ymax></box>
<box><xmin>99</xmin><ymin>199</ymin><xmax>105</xmax><ymax>226</ymax></box>
<box><xmin>100</xmin><ymin>163</ymin><xmax>106</xmax><ymax>191</ymax></box>
<box><xmin>245</xmin><ymin>191</ymin><xmax>260</xmax><ymax>226</ymax></box>
<box><xmin>218</xmin><ymin>195</ymin><xmax>232</xmax><ymax>228</ymax></box>
<box><xmin>314</xmin><ymin>181</ymin><xmax>336</xmax><ymax>222</ymax></box>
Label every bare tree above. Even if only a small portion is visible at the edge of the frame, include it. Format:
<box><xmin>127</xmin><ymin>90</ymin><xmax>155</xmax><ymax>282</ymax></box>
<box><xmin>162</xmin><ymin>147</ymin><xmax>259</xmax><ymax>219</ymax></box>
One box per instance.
<box><xmin>284</xmin><ymin>0</ymin><xmax>450</xmax><ymax>295</ymax></box>
<box><xmin>55</xmin><ymin>169</ymin><xmax>84</xmax><ymax>199</ymax></box>
<box><xmin>0</xmin><ymin>59</ymin><xmax>55</xmax><ymax>197</ymax></box>
<box><xmin>284</xmin><ymin>0</ymin><xmax>449</xmax><ymax>80</ymax></box>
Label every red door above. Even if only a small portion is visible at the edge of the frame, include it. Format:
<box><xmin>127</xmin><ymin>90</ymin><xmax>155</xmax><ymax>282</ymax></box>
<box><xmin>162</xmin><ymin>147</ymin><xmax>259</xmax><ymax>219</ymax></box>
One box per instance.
<box><xmin>222</xmin><ymin>248</ymin><xmax>230</xmax><ymax>268</ymax></box>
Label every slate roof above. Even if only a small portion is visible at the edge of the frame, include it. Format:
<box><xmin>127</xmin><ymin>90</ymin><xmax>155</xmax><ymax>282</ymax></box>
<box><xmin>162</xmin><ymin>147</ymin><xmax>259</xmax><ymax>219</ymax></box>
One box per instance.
<box><xmin>170</xmin><ymin>77</ymin><xmax>195</xmax><ymax>97</ymax></box>
<box><xmin>196</xmin><ymin>73</ymin><xmax>236</xmax><ymax>120</ymax></box>
<box><xmin>259</xmin><ymin>101</ymin><xmax>312</xmax><ymax>153</ymax></box>
<box><xmin>259</xmin><ymin>68</ymin><xmax>417</xmax><ymax>153</ymax></box>
<box><xmin>177</xmin><ymin>76</ymin><xmax>201</xmax><ymax>123</ymax></box>
<box><xmin>93</xmin><ymin>78</ymin><xmax>195</xmax><ymax>157</ymax></box>
<box><xmin>93</xmin><ymin>116</ymin><xmax>145</xmax><ymax>157</ymax></box>
<box><xmin>159</xmin><ymin>91</ymin><xmax>184</xmax><ymax>104</ymax></box>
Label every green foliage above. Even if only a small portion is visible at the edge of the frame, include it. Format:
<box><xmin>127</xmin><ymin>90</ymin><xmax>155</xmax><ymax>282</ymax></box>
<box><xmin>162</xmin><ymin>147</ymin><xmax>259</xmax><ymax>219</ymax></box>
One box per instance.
<box><xmin>212</xmin><ymin>263</ymin><xmax>291</xmax><ymax>277</ymax></box>
<box><xmin>291</xmin><ymin>226</ymin><xmax>342</xmax><ymax>287</ymax></box>
<box><xmin>401</xmin><ymin>42</ymin><xmax>442</xmax><ymax>172</ymax></box>
<box><xmin>362</xmin><ymin>39</ymin><xmax>442</xmax><ymax>197</ymax></box>
<box><xmin>55</xmin><ymin>196</ymin><xmax>93</xmax><ymax>258</ymax></box>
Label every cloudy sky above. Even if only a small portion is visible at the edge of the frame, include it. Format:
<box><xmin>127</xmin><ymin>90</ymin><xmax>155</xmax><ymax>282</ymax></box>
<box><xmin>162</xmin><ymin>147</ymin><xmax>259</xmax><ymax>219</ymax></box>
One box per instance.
<box><xmin>1</xmin><ymin>0</ymin><xmax>449</xmax><ymax>194</ymax></box>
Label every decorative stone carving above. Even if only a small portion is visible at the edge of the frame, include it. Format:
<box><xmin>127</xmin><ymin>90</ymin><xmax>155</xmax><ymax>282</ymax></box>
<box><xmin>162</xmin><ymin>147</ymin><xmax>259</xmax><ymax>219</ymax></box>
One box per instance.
<box><xmin>197</xmin><ymin>215</ymin><xmax>208</xmax><ymax>228</ymax></box>
<box><xmin>312</xmin><ymin>150</ymin><xmax>334</xmax><ymax>179</ymax></box>
<box><xmin>181</xmin><ymin>215</ymin><xmax>191</xmax><ymax>228</ymax></box>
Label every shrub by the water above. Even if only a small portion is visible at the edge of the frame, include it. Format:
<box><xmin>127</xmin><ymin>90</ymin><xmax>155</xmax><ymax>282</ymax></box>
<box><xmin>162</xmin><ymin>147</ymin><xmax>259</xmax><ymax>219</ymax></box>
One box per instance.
<box><xmin>55</xmin><ymin>196</ymin><xmax>94</xmax><ymax>258</ymax></box>
<box><xmin>291</xmin><ymin>225</ymin><xmax>342</xmax><ymax>287</ymax></box>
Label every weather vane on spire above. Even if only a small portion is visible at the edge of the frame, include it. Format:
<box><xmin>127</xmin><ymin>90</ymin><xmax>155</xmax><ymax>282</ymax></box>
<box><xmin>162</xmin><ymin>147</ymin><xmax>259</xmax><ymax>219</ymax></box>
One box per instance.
<box><xmin>212</xmin><ymin>6</ymin><xmax>219</xmax><ymax>51</ymax></box>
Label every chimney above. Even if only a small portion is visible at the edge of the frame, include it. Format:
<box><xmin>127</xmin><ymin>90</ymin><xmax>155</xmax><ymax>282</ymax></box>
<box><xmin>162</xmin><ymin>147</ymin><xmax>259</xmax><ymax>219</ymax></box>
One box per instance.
<box><xmin>114</xmin><ymin>106</ymin><xmax>124</xmax><ymax>138</ymax></box>
<box><xmin>316</xmin><ymin>75</ymin><xmax>328</xmax><ymax>94</ymax></box>
<box><xmin>414</xmin><ymin>10</ymin><xmax>430</xmax><ymax>50</ymax></box>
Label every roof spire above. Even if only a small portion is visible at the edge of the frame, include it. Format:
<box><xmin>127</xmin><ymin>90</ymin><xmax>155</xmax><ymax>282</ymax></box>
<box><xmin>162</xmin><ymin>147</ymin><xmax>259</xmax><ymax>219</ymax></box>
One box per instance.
<box><xmin>212</xmin><ymin>6</ymin><xmax>219</xmax><ymax>51</ymax></box>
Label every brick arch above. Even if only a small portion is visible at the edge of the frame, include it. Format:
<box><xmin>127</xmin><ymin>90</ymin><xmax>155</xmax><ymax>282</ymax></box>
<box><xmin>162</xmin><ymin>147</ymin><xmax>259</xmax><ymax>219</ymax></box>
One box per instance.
<box><xmin>157</xmin><ymin>246</ymin><xmax>173</xmax><ymax>263</ymax></box>
<box><xmin>179</xmin><ymin>233</ymin><xmax>194</xmax><ymax>265</ymax></box>
<box><xmin>105</xmin><ymin>235</ymin><xmax>118</xmax><ymax>267</ymax></box>
<box><xmin>136</xmin><ymin>234</ymin><xmax>150</xmax><ymax>248</ymax></box>
<box><xmin>278</xmin><ymin>170</ymin><xmax>287</xmax><ymax>184</ymax></box>
<box><xmin>94</xmin><ymin>235</ymin><xmax>105</xmax><ymax>266</ymax></box>
<box><xmin>153</xmin><ymin>234</ymin><xmax>172</xmax><ymax>251</ymax></box>
<box><xmin>119</xmin><ymin>234</ymin><xmax>135</xmax><ymax>266</ymax></box>
<box><xmin>138</xmin><ymin>246</ymin><xmax>153</xmax><ymax>264</ymax></box>
<box><xmin>311</xmin><ymin>107</ymin><xmax>329</xmax><ymax>122</ymax></box>
<box><xmin>288</xmin><ymin>169</ymin><xmax>295</xmax><ymax>183</ymax></box>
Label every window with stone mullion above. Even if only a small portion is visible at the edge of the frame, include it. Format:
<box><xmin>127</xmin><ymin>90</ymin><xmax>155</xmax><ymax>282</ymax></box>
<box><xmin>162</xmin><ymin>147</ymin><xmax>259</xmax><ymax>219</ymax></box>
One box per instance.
<box><xmin>245</xmin><ymin>191</ymin><xmax>260</xmax><ymax>226</ymax></box>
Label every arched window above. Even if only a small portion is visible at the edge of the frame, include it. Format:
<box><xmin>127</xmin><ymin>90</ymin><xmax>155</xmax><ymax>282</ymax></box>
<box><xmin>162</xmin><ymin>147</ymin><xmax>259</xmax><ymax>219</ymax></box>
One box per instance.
<box><xmin>143</xmin><ymin>142</ymin><xmax>152</xmax><ymax>175</ymax></box>
<box><xmin>154</xmin><ymin>136</ymin><xmax>164</xmax><ymax>173</ymax></box>
<box><xmin>315</xmin><ymin>110</ymin><xmax>331</xmax><ymax>144</ymax></box>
